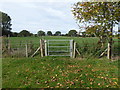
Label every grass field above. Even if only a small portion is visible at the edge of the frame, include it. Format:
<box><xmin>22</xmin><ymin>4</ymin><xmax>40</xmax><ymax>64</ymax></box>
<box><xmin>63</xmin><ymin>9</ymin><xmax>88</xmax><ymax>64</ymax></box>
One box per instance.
<box><xmin>8</xmin><ymin>36</ymin><xmax>100</xmax><ymax>47</ymax></box>
<box><xmin>2</xmin><ymin>36</ymin><xmax>120</xmax><ymax>88</ymax></box>
<box><xmin>2</xmin><ymin>56</ymin><xmax>119</xmax><ymax>88</ymax></box>
<box><xmin>8</xmin><ymin>36</ymin><xmax>119</xmax><ymax>43</ymax></box>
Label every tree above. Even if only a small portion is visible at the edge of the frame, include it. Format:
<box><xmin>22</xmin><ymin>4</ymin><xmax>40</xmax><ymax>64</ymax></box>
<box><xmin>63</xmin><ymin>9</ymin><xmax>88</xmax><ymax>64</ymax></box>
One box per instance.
<box><xmin>68</xmin><ymin>30</ymin><xmax>77</xmax><ymax>37</ymax></box>
<box><xmin>72</xmin><ymin>2</ymin><xmax>120</xmax><ymax>59</ymax></box>
<box><xmin>37</xmin><ymin>30</ymin><xmax>45</xmax><ymax>36</ymax></box>
<box><xmin>54</xmin><ymin>31</ymin><xmax>61</xmax><ymax>36</ymax></box>
<box><xmin>81</xmin><ymin>31</ymin><xmax>86</xmax><ymax>37</ymax></box>
<box><xmin>115</xmin><ymin>29</ymin><xmax>120</xmax><ymax>39</ymax></box>
<box><xmin>0</xmin><ymin>11</ymin><xmax>12</xmax><ymax>36</ymax></box>
<box><xmin>12</xmin><ymin>32</ymin><xmax>18</xmax><ymax>37</ymax></box>
<box><xmin>47</xmin><ymin>31</ymin><xmax>52</xmax><ymax>36</ymax></box>
<box><xmin>18</xmin><ymin>30</ymin><xmax>31</xmax><ymax>37</ymax></box>
<box><xmin>34</xmin><ymin>34</ymin><xmax>37</xmax><ymax>37</ymax></box>
<box><xmin>118</xmin><ymin>22</ymin><xmax>120</xmax><ymax>39</ymax></box>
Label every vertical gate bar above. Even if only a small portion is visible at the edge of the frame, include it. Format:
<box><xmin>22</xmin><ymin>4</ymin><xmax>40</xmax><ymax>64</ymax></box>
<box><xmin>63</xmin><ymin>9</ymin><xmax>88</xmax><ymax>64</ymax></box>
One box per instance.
<box><xmin>48</xmin><ymin>40</ymin><xmax>49</xmax><ymax>56</ymax></box>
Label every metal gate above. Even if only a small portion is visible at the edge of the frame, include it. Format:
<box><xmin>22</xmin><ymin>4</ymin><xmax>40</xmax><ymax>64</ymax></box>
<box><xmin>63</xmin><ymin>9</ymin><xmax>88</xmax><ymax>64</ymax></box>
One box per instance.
<box><xmin>45</xmin><ymin>40</ymin><xmax>73</xmax><ymax>57</ymax></box>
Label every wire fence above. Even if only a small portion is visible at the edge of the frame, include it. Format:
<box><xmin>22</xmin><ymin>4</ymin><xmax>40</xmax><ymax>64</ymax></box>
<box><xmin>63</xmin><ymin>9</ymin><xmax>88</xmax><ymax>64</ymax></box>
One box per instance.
<box><xmin>2</xmin><ymin>38</ymin><xmax>39</xmax><ymax>58</ymax></box>
<box><xmin>2</xmin><ymin>37</ymin><xmax>120</xmax><ymax>59</ymax></box>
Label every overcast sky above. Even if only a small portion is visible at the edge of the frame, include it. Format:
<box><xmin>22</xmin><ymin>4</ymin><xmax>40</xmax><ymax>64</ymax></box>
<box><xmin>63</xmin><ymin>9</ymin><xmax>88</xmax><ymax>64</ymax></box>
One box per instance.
<box><xmin>0</xmin><ymin>0</ymin><xmax>84</xmax><ymax>34</ymax></box>
<box><xmin>0</xmin><ymin>0</ymin><xmax>118</xmax><ymax>34</ymax></box>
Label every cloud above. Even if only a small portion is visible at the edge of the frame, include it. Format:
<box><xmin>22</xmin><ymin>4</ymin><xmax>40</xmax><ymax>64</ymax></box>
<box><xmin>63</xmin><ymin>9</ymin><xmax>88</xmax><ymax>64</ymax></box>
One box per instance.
<box><xmin>0</xmin><ymin>0</ymin><xmax>81</xmax><ymax>3</ymax></box>
<box><xmin>0</xmin><ymin>2</ymin><xmax>79</xmax><ymax>34</ymax></box>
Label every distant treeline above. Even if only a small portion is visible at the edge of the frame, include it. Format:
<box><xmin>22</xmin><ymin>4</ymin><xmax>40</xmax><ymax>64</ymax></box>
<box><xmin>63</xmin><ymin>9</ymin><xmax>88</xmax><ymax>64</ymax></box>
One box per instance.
<box><xmin>2</xmin><ymin>29</ymin><xmax>119</xmax><ymax>38</ymax></box>
<box><xmin>1</xmin><ymin>11</ymin><xmax>119</xmax><ymax>38</ymax></box>
<box><xmin>2</xmin><ymin>29</ymin><xmax>83</xmax><ymax>37</ymax></box>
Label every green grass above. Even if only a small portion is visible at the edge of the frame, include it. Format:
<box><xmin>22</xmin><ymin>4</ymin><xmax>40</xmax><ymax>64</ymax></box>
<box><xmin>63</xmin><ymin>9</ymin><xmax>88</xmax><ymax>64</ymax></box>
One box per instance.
<box><xmin>6</xmin><ymin>36</ymin><xmax>119</xmax><ymax>45</ymax></box>
<box><xmin>6</xmin><ymin>36</ymin><xmax>99</xmax><ymax>45</ymax></box>
<box><xmin>7</xmin><ymin>36</ymin><xmax>119</xmax><ymax>52</ymax></box>
<box><xmin>2</xmin><ymin>56</ymin><xmax>119</xmax><ymax>88</ymax></box>
<box><xmin>2</xmin><ymin>36</ymin><xmax>119</xmax><ymax>88</ymax></box>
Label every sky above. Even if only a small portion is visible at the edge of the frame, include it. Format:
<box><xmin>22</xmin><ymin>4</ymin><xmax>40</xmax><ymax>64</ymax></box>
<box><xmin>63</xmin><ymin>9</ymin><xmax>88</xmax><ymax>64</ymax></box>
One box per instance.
<box><xmin>0</xmin><ymin>0</ymin><xmax>118</xmax><ymax>34</ymax></box>
<box><xmin>0</xmin><ymin>0</ymin><xmax>83</xmax><ymax>34</ymax></box>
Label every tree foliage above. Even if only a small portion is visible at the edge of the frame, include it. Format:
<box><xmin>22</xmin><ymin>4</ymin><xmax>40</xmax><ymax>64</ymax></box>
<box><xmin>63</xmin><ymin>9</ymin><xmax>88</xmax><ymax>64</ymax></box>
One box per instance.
<box><xmin>47</xmin><ymin>31</ymin><xmax>52</xmax><ymax>36</ymax></box>
<box><xmin>72</xmin><ymin>2</ymin><xmax>120</xmax><ymax>42</ymax></box>
<box><xmin>12</xmin><ymin>32</ymin><xmax>18</xmax><ymax>37</ymax></box>
<box><xmin>68</xmin><ymin>30</ymin><xmax>77</xmax><ymax>36</ymax></box>
<box><xmin>0</xmin><ymin>11</ymin><xmax>12</xmax><ymax>36</ymax></box>
<box><xmin>54</xmin><ymin>31</ymin><xmax>61</xmax><ymax>36</ymax></box>
<box><xmin>37</xmin><ymin>30</ymin><xmax>45</xmax><ymax>36</ymax></box>
<box><xmin>18</xmin><ymin>30</ymin><xmax>32</xmax><ymax>37</ymax></box>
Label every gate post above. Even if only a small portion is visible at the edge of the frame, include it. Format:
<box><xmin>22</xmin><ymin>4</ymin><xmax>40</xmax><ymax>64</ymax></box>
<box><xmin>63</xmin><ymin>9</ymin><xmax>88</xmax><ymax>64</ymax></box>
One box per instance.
<box><xmin>40</xmin><ymin>39</ymin><xmax>43</xmax><ymax>57</ymax></box>
<box><xmin>45</xmin><ymin>40</ymin><xmax>47</xmax><ymax>56</ymax></box>
<box><xmin>70</xmin><ymin>40</ymin><xmax>73</xmax><ymax>58</ymax></box>
<box><xmin>107</xmin><ymin>42</ymin><xmax>112</xmax><ymax>59</ymax></box>
<box><xmin>73</xmin><ymin>42</ymin><xmax>76</xmax><ymax>58</ymax></box>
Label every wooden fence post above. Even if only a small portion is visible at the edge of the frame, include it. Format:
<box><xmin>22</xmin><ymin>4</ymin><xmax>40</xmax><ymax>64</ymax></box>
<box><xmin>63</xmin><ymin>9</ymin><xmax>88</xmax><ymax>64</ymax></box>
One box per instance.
<box><xmin>25</xmin><ymin>44</ymin><xmax>28</xmax><ymax>57</ymax></box>
<box><xmin>8</xmin><ymin>39</ymin><xmax>10</xmax><ymax>50</ymax></box>
<box><xmin>45</xmin><ymin>40</ymin><xmax>47</xmax><ymax>56</ymax></box>
<box><xmin>40</xmin><ymin>39</ymin><xmax>43</xmax><ymax>57</ymax></box>
<box><xmin>107</xmin><ymin>42</ymin><xmax>112</xmax><ymax>59</ymax></box>
<box><xmin>7</xmin><ymin>39</ymin><xmax>11</xmax><ymax>56</ymax></box>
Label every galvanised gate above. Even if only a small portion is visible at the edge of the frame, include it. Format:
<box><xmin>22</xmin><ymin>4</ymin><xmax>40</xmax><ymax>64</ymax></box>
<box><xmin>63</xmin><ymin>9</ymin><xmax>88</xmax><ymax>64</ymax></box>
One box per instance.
<box><xmin>45</xmin><ymin>40</ymin><xmax>73</xmax><ymax>57</ymax></box>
